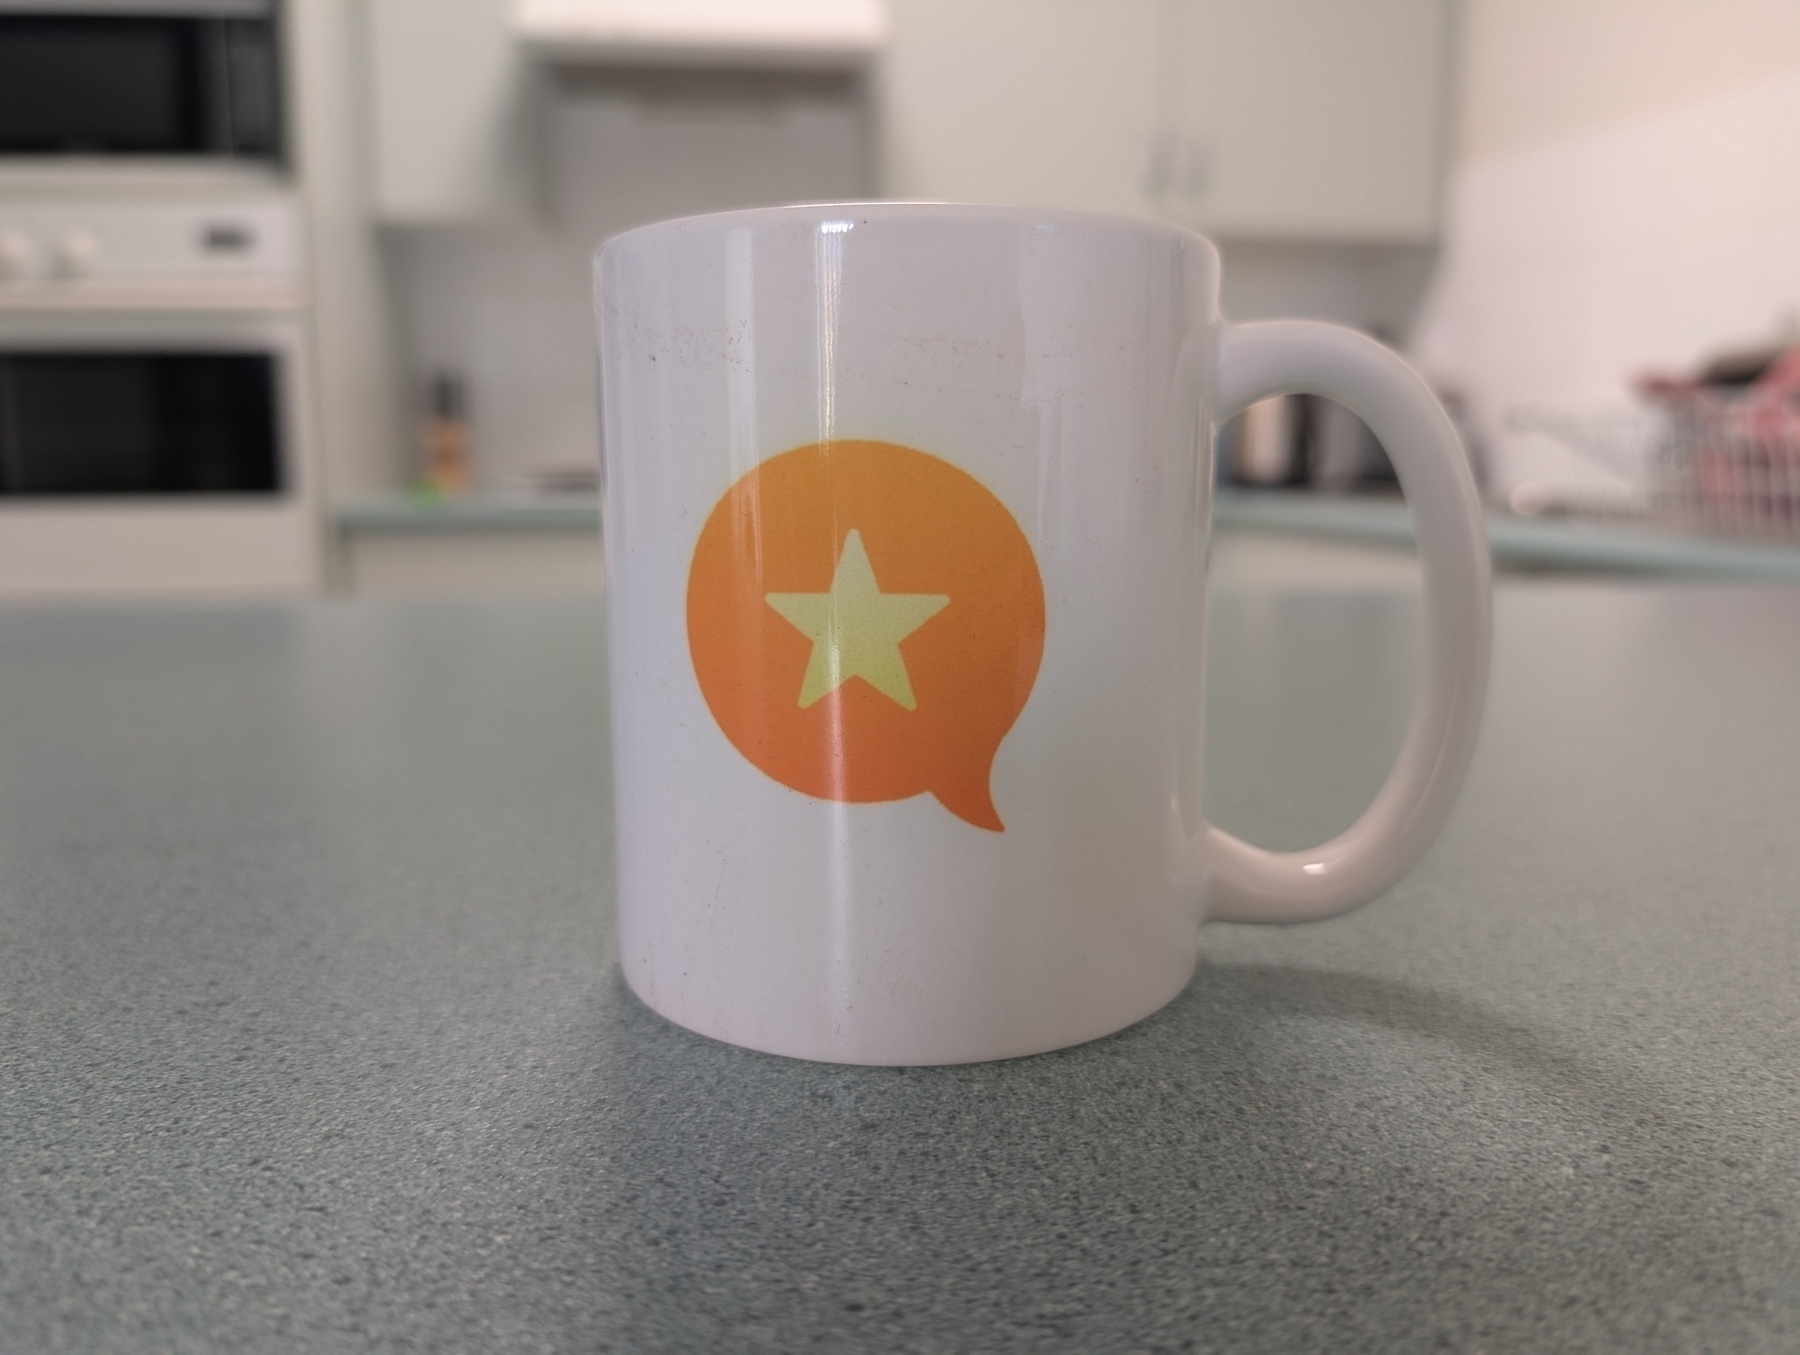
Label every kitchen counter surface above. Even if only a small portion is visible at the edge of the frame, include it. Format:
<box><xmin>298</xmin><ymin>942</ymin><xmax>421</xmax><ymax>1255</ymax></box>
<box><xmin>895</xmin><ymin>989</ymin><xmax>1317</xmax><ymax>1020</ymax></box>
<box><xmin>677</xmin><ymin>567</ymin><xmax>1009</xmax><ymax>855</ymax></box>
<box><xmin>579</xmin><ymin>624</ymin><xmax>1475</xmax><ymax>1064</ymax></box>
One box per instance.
<box><xmin>334</xmin><ymin>493</ymin><xmax>604</xmax><ymax>535</ymax></box>
<box><xmin>1216</xmin><ymin>488</ymin><xmax>1800</xmax><ymax>581</ymax></box>
<box><xmin>3</xmin><ymin>584</ymin><xmax>1798</xmax><ymax>1352</ymax></box>
<box><xmin>332</xmin><ymin>487</ymin><xmax>1800</xmax><ymax>584</ymax></box>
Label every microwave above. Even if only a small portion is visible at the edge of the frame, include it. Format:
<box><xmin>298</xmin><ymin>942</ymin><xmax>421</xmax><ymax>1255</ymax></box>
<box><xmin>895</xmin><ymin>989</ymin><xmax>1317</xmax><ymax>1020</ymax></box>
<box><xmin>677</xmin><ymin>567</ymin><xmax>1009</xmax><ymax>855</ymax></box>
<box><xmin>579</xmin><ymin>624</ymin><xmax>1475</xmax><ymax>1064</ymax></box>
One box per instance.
<box><xmin>0</xmin><ymin>1</ymin><xmax>282</xmax><ymax>162</ymax></box>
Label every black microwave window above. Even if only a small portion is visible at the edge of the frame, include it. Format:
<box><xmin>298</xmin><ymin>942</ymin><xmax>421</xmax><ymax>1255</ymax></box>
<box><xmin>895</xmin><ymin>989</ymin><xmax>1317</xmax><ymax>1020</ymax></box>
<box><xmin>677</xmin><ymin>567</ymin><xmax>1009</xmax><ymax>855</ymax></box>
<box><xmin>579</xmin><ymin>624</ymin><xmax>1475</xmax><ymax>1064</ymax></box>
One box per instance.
<box><xmin>0</xmin><ymin>353</ymin><xmax>281</xmax><ymax>497</ymax></box>
<box><xmin>0</xmin><ymin>15</ymin><xmax>281</xmax><ymax>159</ymax></box>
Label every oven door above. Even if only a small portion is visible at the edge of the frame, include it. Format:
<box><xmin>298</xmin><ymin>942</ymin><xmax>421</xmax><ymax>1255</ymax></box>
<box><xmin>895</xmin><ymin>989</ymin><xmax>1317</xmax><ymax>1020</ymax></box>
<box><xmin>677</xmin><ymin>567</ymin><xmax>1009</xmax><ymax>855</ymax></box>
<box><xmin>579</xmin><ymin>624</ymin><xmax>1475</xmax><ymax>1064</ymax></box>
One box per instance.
<box><xmin>0</xmin><ymin>304</ymin><xmax>318</xmax><ymax>596</ymax></box>
<box><xmin>0</xmin><ymin>350</ymin><xmax>282</xmax><ymax>495</ymax></box>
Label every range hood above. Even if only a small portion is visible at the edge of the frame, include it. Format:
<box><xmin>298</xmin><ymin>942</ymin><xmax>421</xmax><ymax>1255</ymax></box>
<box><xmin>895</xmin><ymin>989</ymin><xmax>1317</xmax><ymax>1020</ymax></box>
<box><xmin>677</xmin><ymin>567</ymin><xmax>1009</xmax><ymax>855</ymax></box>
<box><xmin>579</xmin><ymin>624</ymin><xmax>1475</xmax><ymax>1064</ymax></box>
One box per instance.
<box><xmin>511</xmin><ymin>0</ymin><xmax>888</xmax><ymax>71</ymax></box>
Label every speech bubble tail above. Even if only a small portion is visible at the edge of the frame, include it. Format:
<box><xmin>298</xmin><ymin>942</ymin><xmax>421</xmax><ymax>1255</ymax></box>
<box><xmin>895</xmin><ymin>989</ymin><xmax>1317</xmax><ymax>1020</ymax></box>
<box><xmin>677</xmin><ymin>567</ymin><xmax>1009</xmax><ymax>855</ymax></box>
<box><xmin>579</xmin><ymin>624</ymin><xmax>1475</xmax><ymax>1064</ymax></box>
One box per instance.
<box><xmin>933</xmin><ymin>778</ymin><xmax>1005</xmax><ymax>833</ymax></box>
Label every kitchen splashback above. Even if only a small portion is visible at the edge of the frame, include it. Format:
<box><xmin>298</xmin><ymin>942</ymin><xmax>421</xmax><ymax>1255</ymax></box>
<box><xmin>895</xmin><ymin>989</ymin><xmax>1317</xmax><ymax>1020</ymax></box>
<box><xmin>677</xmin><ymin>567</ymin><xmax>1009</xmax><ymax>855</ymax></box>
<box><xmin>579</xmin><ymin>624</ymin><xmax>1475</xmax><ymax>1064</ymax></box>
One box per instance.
<box><xmin>383</xmin><ymin>64</ymin><xmax>866</xmax><ymax>491</ymax></box>
<box><xmin>1411</xmin><ymin>62</ymin><xmax>1800</xmax><ymax>505</ymax></box>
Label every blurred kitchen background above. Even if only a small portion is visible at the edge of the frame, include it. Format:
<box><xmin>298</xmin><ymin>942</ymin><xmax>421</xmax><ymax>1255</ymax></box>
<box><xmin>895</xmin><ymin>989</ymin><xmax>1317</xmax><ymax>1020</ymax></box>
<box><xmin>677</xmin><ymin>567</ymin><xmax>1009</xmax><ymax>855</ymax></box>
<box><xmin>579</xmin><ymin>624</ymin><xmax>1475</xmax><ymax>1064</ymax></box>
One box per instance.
<box><xmin>1</xmin><ymin>0</ymin><xmax>1797</xmax><ymax>597</ymax></box>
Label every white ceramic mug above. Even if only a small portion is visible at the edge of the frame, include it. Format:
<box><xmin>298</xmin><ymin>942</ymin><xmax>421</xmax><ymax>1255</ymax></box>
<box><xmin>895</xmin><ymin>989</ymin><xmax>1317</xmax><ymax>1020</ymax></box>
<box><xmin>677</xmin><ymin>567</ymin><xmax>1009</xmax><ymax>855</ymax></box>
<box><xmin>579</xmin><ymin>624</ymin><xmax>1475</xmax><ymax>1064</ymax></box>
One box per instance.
<box><xmin>595</xmin><ymin>203</ymin><xmax>1489</xmax><ymax>1066</ymax></box>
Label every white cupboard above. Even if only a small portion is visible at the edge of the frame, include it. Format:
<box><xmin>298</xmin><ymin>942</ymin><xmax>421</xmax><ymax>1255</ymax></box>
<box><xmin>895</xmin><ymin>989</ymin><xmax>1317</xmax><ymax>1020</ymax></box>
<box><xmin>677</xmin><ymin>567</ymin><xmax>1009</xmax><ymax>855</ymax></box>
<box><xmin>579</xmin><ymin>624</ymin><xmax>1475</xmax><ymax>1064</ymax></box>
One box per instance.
<box><xmin>879</xmin><ymin>0</ymin><xmax>1167</xmax><ymax>216</ymax></box>
<box><xmin>365</xmin><ymin>0</ymin><xmax>532</xmax><ymax>223</ymax></box>
<box><xmin>367</xmin><ymin>0</ymin><xmax>1451</xmax><ymax>238</ymax></box>
<box><xmin>1161</xmin><ymin>0</ymin><xmax>1450</xmax><ymax>239</ymax></box>
<box><xmin>881</xmin><ymin>0</ymin><xmax>1452</xmax><ymax>242</ymax></box>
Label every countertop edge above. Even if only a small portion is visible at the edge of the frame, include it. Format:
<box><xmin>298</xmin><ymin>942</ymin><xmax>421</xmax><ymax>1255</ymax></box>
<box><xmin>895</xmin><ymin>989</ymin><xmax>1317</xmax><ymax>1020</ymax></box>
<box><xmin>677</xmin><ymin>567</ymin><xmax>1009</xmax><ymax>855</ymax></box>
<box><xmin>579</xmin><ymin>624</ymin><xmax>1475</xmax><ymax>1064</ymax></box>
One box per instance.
<box><xmin>1214</xmin><ymin>488</ymin><xmax>1800</xmax><ymax>582</ymax></box>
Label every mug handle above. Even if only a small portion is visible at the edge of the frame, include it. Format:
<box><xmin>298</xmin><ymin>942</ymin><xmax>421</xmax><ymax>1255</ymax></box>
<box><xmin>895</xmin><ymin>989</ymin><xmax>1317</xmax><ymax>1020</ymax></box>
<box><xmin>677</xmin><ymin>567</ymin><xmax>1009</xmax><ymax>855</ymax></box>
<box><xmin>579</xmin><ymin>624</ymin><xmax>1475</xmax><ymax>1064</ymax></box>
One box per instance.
<box><xmin>1204</xmin><ymin>321</ymin><xmax>1492</xmax><ymax>923</ymax></box>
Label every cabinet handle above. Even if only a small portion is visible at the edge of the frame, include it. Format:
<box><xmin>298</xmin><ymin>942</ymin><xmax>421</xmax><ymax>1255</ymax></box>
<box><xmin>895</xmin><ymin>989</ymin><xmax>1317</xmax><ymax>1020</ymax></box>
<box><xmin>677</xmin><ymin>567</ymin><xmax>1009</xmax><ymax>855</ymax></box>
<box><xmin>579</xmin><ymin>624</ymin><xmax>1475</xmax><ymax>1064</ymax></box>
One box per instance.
<box><xmin>1142</xmin><ymin>128</ymin><xmax>1179</xmax><ymax>198</ymax></box>
<box><xmin>1144</xmin><ymin>132</ymin><xmax>1212</xmax><ymax>203</ymax></box>
<box><xmin>1174</xmin><ymin>135</ymin><xmax>1212</xmax><ymax>197</ymax></box>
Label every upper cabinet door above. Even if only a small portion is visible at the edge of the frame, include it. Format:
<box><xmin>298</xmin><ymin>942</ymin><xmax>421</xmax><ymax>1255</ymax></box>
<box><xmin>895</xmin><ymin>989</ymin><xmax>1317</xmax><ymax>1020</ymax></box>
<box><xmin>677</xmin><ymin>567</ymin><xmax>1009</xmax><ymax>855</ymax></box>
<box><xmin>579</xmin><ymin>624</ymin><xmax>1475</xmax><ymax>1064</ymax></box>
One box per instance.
<box><xmin>881</xmin><ymin>0</ymin><xmax>1450</xmax><ymax>243</ymax></box>
<box><xmin>366</xmin><ymin>0</ymin><xmax>533</xmax><ymax>224</ymax></box>
<box><xmin>1161</xmin><ymin>0</ymin><xmax>1451</xmax><ymax>241</ymax></box>
<box><xmin>880</xmin><ymin>0</ymin><xmax>1165</xmax><ymax>215</ymax></box>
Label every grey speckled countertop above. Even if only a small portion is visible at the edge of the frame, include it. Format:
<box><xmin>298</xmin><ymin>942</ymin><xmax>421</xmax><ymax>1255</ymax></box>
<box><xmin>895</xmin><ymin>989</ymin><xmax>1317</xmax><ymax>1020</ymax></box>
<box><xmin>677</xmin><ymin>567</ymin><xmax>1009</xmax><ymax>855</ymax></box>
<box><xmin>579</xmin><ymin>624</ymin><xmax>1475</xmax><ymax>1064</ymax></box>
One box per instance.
<box><xmin>2</xmin><ymin>585</ymin><xmax>1798</xmax><ymax>1353</ymax></box>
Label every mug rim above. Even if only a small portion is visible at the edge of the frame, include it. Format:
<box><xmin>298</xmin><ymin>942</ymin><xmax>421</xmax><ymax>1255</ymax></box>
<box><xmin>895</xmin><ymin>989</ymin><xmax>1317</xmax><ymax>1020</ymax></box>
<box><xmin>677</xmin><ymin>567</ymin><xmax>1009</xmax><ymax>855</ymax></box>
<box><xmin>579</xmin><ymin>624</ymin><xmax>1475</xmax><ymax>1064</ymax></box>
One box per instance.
<box><xmin>595</xmin><ymin>199</ymin><xmax>1219</xmax><ymax>263</ymax></box>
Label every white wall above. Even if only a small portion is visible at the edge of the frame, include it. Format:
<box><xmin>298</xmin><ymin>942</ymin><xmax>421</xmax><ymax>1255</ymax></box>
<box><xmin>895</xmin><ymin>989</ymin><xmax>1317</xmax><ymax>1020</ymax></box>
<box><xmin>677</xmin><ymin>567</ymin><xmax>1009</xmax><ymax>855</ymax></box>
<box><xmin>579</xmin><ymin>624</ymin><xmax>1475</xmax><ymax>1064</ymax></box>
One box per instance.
<box><xmin>1455</xmin><ymin>0</ymin><xmax>1800</xmax><ymax>163</ymax></box>
<box><xmin>1410</xmin><ymin>2</ymin><xmax>1800</xmax><ymax>504</ymax></box>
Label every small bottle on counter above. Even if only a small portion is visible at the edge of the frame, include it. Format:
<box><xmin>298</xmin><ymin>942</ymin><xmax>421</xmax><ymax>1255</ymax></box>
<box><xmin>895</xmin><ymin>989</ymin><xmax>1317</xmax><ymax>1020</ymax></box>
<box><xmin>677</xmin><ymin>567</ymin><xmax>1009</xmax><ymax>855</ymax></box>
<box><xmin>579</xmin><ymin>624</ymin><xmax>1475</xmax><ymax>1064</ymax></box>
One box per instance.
<box><xmin>419</xmin><ymin>371</ymin><xmax>473</xmax><ymax>496</ymax></box>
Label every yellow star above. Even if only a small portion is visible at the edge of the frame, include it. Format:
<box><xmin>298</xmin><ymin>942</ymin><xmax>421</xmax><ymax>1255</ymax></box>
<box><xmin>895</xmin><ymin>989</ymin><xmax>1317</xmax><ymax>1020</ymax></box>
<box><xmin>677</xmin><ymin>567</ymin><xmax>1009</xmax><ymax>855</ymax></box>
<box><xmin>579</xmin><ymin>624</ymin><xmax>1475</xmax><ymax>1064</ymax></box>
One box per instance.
<box><xmin>765</xmin><ymin>530</ymin><xmax>949</xmax><ymax>711</ymax></box>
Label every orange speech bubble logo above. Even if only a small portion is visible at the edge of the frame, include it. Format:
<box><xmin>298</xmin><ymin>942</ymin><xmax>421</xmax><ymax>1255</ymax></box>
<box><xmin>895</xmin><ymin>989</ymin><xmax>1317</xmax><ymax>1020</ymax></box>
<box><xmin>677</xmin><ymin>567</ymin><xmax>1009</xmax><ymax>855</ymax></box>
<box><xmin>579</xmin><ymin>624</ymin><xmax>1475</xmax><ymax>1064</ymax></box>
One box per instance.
<box><xmin>686</xmin><ymin>440</ymin><xmax>1046</xmax><ymax>831</ymax></box>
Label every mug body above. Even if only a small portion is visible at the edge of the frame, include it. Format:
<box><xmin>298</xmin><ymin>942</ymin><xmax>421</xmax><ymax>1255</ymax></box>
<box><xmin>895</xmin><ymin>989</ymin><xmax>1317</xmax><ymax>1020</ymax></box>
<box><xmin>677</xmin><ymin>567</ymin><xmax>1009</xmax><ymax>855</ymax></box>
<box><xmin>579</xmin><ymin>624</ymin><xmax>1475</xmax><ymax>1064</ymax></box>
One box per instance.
<box><xmin>597</xmin><ymin>203</ymin><xmax>1219</xmax><ymax>1064</ymax></box>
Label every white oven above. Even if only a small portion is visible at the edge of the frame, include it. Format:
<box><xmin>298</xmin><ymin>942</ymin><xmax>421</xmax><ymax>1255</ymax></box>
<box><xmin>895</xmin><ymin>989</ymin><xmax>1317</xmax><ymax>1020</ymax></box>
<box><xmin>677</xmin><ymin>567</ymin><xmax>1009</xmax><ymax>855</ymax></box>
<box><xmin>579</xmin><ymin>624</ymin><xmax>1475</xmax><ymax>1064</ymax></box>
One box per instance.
<box><xmin>0</xmin><ymin>193</ymin><xmax>320</xmax><ymax>596</ymax></box>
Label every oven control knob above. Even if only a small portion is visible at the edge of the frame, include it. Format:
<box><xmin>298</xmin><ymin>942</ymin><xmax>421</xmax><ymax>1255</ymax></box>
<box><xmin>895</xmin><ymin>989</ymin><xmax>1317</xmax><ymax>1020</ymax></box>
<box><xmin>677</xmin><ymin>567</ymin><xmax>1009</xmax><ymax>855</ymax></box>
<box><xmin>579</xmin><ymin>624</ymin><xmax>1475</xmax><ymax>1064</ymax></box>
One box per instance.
<box><xmin>0</xmin><ymin>231</ymin><xmax>35</xmax><ymax>280</ymax></box>
<box><xmin>56</xmin><ymin>229</ymin><xmax>98</xmax><ymax>278</ymax></box>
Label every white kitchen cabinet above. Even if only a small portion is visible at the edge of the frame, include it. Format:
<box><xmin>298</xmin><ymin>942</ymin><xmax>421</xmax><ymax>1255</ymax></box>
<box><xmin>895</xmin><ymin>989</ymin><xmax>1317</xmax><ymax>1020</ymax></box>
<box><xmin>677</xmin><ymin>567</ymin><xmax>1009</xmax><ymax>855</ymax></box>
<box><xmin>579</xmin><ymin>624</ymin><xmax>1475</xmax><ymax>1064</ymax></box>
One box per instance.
<box><xmin>365</xmin><ymin>0</ymin><xmax>533</xmax><ymax>223</ymax></box>
<box><xmin>332</xmin><ymin>498</ymin><xmax>605</xmax><ymax>596</ymax></box>
<box><xmin>365</xmin><ymin>0</ymin><xmax>889</xmax><ymax>224</ymax></box>
<box><xmin>881</xmin><ymin>0</ymin><xmax>1451</xmax><ymax>242</ymax></box>
<box><xmin>1161</xmin><ymin>0</ymin><xmax>1451</xmax><ymax>240</ymax></box>
<box><xmin>341</xmin><ymin>530</ymin><xmax>606</xmax><ymax>596</ymax></box>
<box><xmin>880</xmin><ymin>0</ymin><xmax>1166</xmax><ymax>215</ymax></box>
